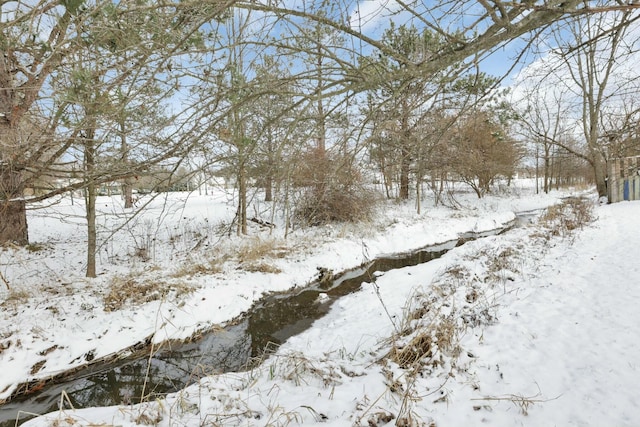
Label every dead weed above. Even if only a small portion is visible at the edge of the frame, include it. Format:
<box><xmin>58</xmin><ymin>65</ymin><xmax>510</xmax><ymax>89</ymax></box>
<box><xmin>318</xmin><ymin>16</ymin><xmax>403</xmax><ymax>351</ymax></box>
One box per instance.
<box><xmin>104</xmin><ymin>276</ymin><xmax>193</xmax><ymax>311</ymax></box>
<box><xmin>390</xmin><ymin>315</ymin><xmax>459</xmax><ymax>369</ymax></box>
<box><xmin>242</xmin><ymin>262</ymin><xmax>282</xmax><ymax>274</ymax></box>
<box><xmin>1</xmin><ymin>288</ymin><xmax>31</xmax><ymax>310</ymax></box>
<box><xmin>171</xmin><ymin>260</ymin><xmax>224</xmax><ymax>278</ymax></box>
<box><xmin>269</xmin><ymin>352</ymin><xmax>341</xmax><ymax>387</ymax></box>
<box><xmin>235</xmin><ymin>238</ymin><xmax>290</xmax><ymax>263</ymax></box>
<box><xmin>539</xmin><ymin>197</ymin><xmax>594</xmax><ymax>236</ymax></box>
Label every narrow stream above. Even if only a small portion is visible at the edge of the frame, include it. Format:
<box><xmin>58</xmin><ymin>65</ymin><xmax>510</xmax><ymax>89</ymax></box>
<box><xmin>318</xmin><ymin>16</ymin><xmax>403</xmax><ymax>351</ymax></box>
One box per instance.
<box><xmin>0</xmin><ymin>223</ymin><xmax>520</xmax><ymax>426</ymax></box>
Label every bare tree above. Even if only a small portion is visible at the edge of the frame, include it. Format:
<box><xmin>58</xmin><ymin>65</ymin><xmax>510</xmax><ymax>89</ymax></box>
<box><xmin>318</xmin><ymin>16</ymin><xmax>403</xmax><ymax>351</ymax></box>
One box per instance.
<box><xmin>516</xmin><ymin>82</ymin><xmax>575</xmax><ymax>193</ymax></box>
<box><xmin>549</xmin><ymin>7</ymin><xmax>640</xmax><ymax>196</ymax></box>
<box><xmin>231</xmin><ymin>0</ymin><xmax>639</xmax><ymax>203</ymax></box>
<box><xmin>599</xmin><ymin>97</ymin><xmax>640</xmax><ymax>159</ymax></box>
<box><xmin>4</xmin><ymin>0</ymin><xmax>639</xmax><ymax>248</ymax></box>
<box><xmin>247</xmin><ymin>56</ymin><xmax>302</xmax><ymax>204</ymax></box>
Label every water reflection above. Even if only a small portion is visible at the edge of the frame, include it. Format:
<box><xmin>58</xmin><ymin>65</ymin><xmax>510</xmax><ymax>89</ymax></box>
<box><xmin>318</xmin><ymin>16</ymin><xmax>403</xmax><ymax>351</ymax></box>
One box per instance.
<box><xmin>0</xmin><ymin>324</ymin><xmax>252</xmax><ymax>426</ymax></box>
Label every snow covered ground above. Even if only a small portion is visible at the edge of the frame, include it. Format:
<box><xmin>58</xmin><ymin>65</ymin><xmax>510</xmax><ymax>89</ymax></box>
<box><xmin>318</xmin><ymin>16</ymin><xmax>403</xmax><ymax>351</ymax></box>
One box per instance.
<box><xmin>2</xmin><ymin>181</ymin><xmax>639</xmax><ymax>426</ymax></box>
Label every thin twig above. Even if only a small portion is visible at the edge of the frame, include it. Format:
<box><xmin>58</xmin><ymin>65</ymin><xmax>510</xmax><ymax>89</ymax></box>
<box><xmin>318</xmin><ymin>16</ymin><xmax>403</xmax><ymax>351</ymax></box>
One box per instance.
<box><xmin>0</xmin><ymin>270</ymin><xmax>10</xmax><ymax>290</ymax></box>
<box><xmin>59</xmin><ymin>390</ymin><xmax>75</xmax><ymax>410</ymax></box>
<box><xmin>471</xmin><ymin>392</ymin><xmax>561</xmax><ymax>415</ymax></box>
<box><xmin>371</xmin><ymin>279</ymin><xmax>398</xmax><ymax>333</ymax></box>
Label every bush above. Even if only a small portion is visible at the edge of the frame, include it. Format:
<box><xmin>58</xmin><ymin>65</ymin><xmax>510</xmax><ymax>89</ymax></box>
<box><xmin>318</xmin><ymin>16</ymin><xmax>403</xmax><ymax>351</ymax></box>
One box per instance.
<box><xmin>295</xmin><ymin>183</ymin><xmax>375</xmax><ymax>226</ymax></box>
<box><xmin>538</xmin><ymin>197</ymin><xmax>594</xmax><ymax>236</ymax></box>
<box><xmin>291</xmin><ymin>148</ymin><xmax>376</xmax><ymax>226</ymax></box>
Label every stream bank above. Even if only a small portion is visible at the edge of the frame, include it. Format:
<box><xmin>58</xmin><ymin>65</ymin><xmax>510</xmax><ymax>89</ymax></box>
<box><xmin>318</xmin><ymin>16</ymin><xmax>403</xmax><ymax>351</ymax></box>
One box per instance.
<box><xmin>1</xmin><ymin>218</ymin><xmax>523</xmax><ymax>426</ymax></box>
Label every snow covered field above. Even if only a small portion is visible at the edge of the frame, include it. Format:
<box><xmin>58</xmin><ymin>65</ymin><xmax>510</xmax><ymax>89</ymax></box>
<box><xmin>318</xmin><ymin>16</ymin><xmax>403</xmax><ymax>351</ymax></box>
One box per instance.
<box><xmin>2</xmin><ymin>181</ymin><xmax>638</xmax><ymax>426</ymax></box>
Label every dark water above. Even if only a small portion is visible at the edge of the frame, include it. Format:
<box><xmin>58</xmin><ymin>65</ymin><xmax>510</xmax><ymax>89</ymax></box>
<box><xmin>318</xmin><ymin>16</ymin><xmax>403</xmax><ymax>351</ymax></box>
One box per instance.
<box><xmin>0</xmin><ymin>225</ymin><xmax>513</xmax><ymax>426</ymax></box>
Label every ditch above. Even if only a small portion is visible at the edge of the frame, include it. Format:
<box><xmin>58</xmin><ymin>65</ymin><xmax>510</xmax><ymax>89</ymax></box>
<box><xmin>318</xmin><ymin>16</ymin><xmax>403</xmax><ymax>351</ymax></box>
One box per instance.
<box><xmin>0</xmin><ymin>217</ymin><xmax>530</xmax><ymax>426</ymax></box>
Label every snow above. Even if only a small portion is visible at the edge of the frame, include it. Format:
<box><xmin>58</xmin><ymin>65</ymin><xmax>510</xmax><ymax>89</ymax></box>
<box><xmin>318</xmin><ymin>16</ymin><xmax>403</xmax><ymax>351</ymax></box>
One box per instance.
<box><xmin>2</xmin><ymin>181</ymin><xmax>639</xmax><ymax>426</ymax></box>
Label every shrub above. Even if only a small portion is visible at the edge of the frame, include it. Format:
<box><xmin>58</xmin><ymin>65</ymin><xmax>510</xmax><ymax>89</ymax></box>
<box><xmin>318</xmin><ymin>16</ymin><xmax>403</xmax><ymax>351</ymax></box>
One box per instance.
<box><xmin>295</xmin><ymin>183</ymin><xmax>375</xmax><ymax>226</ymax></box>
<box><xmin>538</xmin><ymin>197</ymin><xmax>594</xmax><ymax>236</ymax></box>
<box><xmin>292</xmin><ymin>149</ymin><xmax>375</xmax><ymax>226</ymax></box>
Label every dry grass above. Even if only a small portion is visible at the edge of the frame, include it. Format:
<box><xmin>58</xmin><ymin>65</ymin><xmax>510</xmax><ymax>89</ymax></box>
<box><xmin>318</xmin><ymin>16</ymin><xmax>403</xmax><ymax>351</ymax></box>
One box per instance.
<box><xmin>24</xmin><ymin>243</ymin><xmax>47</xmax><ymax>253</ymax></box>
<box><xmin>471</xmin><ymin>389</ymin><xmax>557</xmax><ymax>416</ymax></box>
<box><xmin>171</xmin><ymin>238</ymin><xmax>287</xmax><ymax>278</ymax></box>
<box><xmin>486</xmin><ymin>247</ymin><xmax>518</xmax><ymax>273</ymax></box>
<box><xmin>242</xmin><ymin>262</ymin><xmax>282</xmax><ymax>274</ymax></box>
<box><xmin>390</xmin><ymin>314</ymin><xmax>459</xmax><ymax>369</ymax></box>
<box><xmin>171</xmin><ymin>259</ymin><xmax>224</xmax><ymax>278</ymax></box>
<box><xmin>231</xmin><ymin>238</ymin><xmax>289</xmax><ymax>274</ymax></box>
<box><xmin>133</xmin><ymin>405</ymin><xmax>164</xmax><ymax>425</ymax></box>
<box><xmin>268</xmin><ymin>351</ymin><xmax>341</xmax><ymax>387</ymax></box>
<box><xmin>103</xmin><ymin>276</ymin><xmax>193</xmax><ymax>311</ymax></box>
<box><xmin>443</xmin><ymin>264</ymin><xmax>470</xmax><ymax>280</ymax></box>
<box><xmin>386</xmin><ymin>288</ymin><xmax>462</xmax><ymax>371</ymax></box>
<box><xmin>484</xmin><ymin>246</ymin><xmax>522</xmax><ymax>286</ymax></box>
<box><xmin>0</xmin><ymin>287</ymin><xmax>31</xmax><ymax>310</ymax></box>
<box><xmin>372</xmin><ymin>197</ymin><xmax>589</xmax><ymax>424</ymax></box>
<box><xmin>234</xmin><ymin>238</ymin><xmax>289</xmax><ymax>262</ymax></box>
<box><xmin>387</xmin><ymin>242</ymin><xmax>522</xmax><ymax>372</ymax></box>
<box><xmin>391</xmin><ymin>332</ymin><xmax>435</xmax><ymax>368</ymax></box>
<box><xmin>538</xmin><ymin>197</ymin><xmax>595</xmax><ymax>236</ymax></box>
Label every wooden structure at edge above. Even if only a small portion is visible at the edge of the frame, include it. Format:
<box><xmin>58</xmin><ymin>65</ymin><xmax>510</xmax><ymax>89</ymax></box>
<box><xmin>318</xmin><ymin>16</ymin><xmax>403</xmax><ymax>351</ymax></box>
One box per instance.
<box><xmin>608</xmin><ymin>155</ymin><xmax>640</xmax><ymax>203</ymax></box>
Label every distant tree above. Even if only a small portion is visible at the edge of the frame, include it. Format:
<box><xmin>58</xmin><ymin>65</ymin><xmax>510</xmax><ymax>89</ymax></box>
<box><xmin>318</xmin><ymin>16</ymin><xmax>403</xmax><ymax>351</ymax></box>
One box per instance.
<box><xmin>515</xmin><ymin>81</ymin><xmax>577</xmax><ymax>194</ymax></box>
<box><xmin>197</xmin><ymin>8</ymin><xmax>261</xmax><ymax>236</ymax></box>
<box><xmin>599</xmin><ymin>100</ymin><xmax>640</xmax><ymax>160</ymax></box>
<box><xmin>248</xmin><ymin>56</ymin><xmax>301</xmax><ymax>204</ymax></box>
<box><xmin>412</xmin><ymin>107</ymin><xmax>453</xmax><ymax>212</ymax></box>
<box><xmin>364</xmin><ymin>23</ymin><xmax>448</xmax><ymax>201</ymax></box>
<box><xmin>60</xmin><ymin>60</ymin><xmax>106</xmax><ymax>278</ymax></box>
<box><xmin>289</xmin><ymin>11</ymin><xmax>352</xmax><ymax>196</ymax></box>
<box><xmin>451</xmin><ymin>110</ymin><xmax>520</xmax><ymax>198</ymax></box>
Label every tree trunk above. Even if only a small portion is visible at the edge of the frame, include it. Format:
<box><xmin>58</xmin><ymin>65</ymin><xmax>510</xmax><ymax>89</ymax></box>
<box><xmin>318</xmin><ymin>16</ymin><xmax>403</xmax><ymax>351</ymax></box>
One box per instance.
<box><xmin>399</xmin><ymin>98</ymin><xmax>411</xmax><ymax>200</ymax></box>
<box><xmin>544</xmin><ymin>144</ymin><xmax>551</xmax><ymax>194</ymax></box>
<box><xmin>535</xmin><ymin>145</ymin><xmax>539</xmax><ymax>194</ymax></box>
<box><xmin>0</xmin><ymin>200</ymin><xmax>28</xmax><ymax>245</ymax></box>
<box><xmin>237</xmin><ymin>161</ymin><xmax>247</xmax><ymax>235</ymax></box>
<box><xmin>0</xmin><ymin>9</ymin><xmax>72</xmax><ymax>246</ymax></box>
<box><xmin>119</xmin><ymin>119</ymin><xmax>134</xmax><ymax>208</ymax></box>
<box><xmin>84</xmin><ymin>129</ymin><xmax>97</xmax><ymax>278</ymax></box>
<box><xmin>314</xmin><ymin>40</ymin><xmax>328</xmax><ymax>195</ymax></box>
<box><xmin>474</xmin><ymin>187</ymin><xmax>483</xmax><ymax>198</ymax></box>
<box><xmin>415</xmin><ymin>175</ymin><xmax>421</xmax><ymax>214</ymax></box>
<box><xmin>593</xmin><ymin>152</ymin><xmax>607</xmax><ymax>197</ymax></box>
<box><xmin>86</xmin><ymin>180</ymin><xmax>97</xmax><ymax>278</ymax></box>
<box><xmin>264</xmin><ymin>174</ymin><xmax>273</xmax><ymax>202</ymax></box>
<box><xmin>384</xmin><ymin>170</ymin><xmax>392</xmax><ymax>199</ymax></box>
<box><xmin>399</xmin><ymin>144</ymin><xmax>410</xmax><ymax>200</ymax></box>
<box><xmin>378</xmin><ymin>159</ymin><xmax>392</xmax><ymax>199</ymax></box>
<box><xmin>0</xmin><ymin>163</ymin><xmax>28</xmax><ymax>245</ymax></box>
<box><xmin>123</xmin><ymin>179</ymin><xmax>133</xmax><ymax>208</ymax></box>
